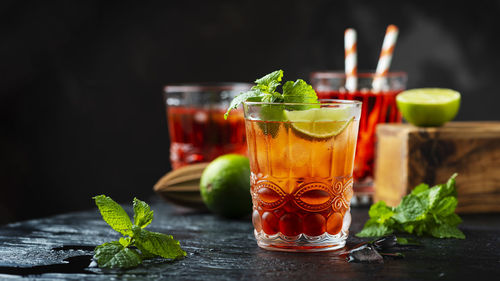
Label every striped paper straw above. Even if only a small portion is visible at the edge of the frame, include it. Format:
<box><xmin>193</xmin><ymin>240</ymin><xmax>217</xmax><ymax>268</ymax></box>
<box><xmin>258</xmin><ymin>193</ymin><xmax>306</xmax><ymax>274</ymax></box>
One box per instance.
<box><xmin>373</xmin><ymin>24</ymin><xmax>399</xmax><ymax>91</ymax></box>
<box><xmin>344</xmin><ymin>28</ymin><xmax>358</xmax><ymax>92</ymax></box>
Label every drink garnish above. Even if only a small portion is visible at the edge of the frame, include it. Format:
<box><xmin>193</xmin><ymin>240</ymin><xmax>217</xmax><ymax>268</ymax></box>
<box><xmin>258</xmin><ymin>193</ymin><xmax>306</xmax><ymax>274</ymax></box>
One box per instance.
<box><xmin>227</xmin><ymin>70</ymin><xmax>351</xmax><ymax>138</ymax></box>
<box><xmin>283</xmin><ymin>107</ymin><xmax>354</xmax><ymax>139</ymax></box>
<box><xmin>224</xmin><ymin>70</ymin><xmax>319</xmax><ymax>119</ymax></box>
<box><xmin>356</xmin><ymin>173</ymin><xmax>465</xmax><ymax>239</ymax></box>
<box><xmin>92</xmin><ymin>195</ymin><xmax>186</xmax><ymax>269</ymax></box>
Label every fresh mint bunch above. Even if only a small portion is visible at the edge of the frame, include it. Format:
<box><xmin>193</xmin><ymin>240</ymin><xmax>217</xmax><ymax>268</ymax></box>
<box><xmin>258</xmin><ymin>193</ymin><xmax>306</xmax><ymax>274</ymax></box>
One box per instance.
<box><xmin>224</xmin><ymin>70</ymin><xmax>319</xmax><ymax>119</ymax></box>
<box><xmin>357</xmin><ymin>174</ymin><xmax>465</xmax><ymax>239</ymax></box>
<box><xmin>93</xmin><ymin>195</ymin><xmax>186</xmax><ymax>269</ymax></box>
<box><xmin>225</xmin><ymin>70</ymin><xmax>319</xmax><ymax>137</ymax></box>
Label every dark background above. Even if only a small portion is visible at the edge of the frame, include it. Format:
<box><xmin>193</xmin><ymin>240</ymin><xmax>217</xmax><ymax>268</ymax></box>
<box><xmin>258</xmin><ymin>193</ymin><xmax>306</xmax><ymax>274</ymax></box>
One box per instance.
<box><xmin>2</xmin><ymin>0</ymin><xmax>499</xmax><ymax>224</ymax></box>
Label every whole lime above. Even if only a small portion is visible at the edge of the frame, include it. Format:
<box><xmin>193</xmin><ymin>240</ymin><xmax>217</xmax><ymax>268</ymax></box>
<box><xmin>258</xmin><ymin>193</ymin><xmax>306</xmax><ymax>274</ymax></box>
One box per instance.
<box><xmin>200</xmin><ymin>154</ymin><xmax>252</xmax><ymax>219</ymax></box>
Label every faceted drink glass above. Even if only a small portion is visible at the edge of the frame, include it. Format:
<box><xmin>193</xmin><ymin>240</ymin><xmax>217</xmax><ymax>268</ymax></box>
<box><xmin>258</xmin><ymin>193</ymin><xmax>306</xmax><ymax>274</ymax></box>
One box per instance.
<box><xmin>310</xmin><ymin>72</ymin><xmax>407</xmax><ymax>201</ymax></box>
<box><xmin>164</xmin><ymin>83</ymin><xmax>251</xmax><ymax>169</ymax></box>
<box><xmin>244</xmin><ymin>100</ymin><xmax>361</xmax><ymax>251</ymax></box>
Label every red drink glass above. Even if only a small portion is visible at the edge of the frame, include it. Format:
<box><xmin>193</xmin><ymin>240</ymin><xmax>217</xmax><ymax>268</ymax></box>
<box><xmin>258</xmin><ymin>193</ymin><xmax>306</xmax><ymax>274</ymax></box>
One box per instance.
<box><xmin>164</xmin><ymin>83</ymin><xmax>251</xmax><ymax>169</ymax></box>
<box><xmin>310</xmin><ymin>72</ymin><xmax>407</xmax><ymax>201</ymax></box>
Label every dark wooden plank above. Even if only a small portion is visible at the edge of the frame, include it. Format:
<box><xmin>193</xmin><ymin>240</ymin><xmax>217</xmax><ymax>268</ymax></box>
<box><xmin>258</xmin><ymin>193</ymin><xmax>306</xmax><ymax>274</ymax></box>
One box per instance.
<box><xmin>0</xmin><ymin>199</ymin><xmax>499</xmax><ymax>280</ymax></box>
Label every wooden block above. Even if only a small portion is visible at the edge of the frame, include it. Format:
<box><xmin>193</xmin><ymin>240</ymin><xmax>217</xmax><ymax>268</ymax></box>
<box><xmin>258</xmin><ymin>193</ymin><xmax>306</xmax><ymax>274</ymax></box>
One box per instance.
<box><xmin>374</xmin><ymin>122</ymin><xmax>500</xmax><ymax>213</ymax></box>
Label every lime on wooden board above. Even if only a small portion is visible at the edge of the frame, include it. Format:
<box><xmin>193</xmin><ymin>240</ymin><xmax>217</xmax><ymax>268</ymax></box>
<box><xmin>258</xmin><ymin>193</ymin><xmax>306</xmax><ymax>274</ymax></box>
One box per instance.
<box><xmin>396</xmin><ymin>88</ymin><xmax>460</xmax><ymax>127</ymax></box>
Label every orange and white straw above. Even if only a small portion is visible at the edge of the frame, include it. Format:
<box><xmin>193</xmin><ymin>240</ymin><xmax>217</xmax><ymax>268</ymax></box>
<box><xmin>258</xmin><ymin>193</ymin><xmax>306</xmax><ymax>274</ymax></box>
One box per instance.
<box><xmin>344</xmin><ymin>28</ymin><xmax>357</xmax><ymax>92</ymax></box>
<box><xmin>373</xmin><ymin>24</ymin><xmax>399</xmax><ymax>91</ymax></box>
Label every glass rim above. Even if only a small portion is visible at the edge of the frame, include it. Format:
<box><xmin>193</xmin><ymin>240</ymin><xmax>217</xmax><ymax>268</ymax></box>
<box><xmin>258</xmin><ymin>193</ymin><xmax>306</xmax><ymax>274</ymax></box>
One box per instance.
<box><xmin>164</xmin><ymin>82</ymin><xmax>252</xmax><ymax>93</ymax></box>
<box><xmin>243</xmin><ymin>99</ymin><xmax>362</xmax><ymax>106</ymax></box>
<box><xmin>310</xmin><ymin>70</ymin><xmax>407</xmax><ymax>79</ymax></box>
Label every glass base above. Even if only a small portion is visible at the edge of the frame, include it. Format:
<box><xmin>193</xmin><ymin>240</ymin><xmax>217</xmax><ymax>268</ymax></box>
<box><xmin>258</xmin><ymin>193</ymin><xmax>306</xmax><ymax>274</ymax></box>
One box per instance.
<box><xmin>255</xmin><ymin>230</ymin><xmax>348</xmax><ymax>252</ymax></box>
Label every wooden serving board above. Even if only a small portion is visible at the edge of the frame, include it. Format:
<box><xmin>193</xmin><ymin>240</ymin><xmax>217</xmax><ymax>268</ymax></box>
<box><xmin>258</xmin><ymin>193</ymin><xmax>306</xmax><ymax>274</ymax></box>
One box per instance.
<box><xmin>374</xmin><ymin>122</ymin><xmax>500</xmax><ymax>213</ymax></box>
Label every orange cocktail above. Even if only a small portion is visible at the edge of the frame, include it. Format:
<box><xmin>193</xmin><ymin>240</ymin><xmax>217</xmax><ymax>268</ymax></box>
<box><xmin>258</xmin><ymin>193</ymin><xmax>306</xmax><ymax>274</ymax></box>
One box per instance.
<box><xmin>244</xmin><ymin>100</ymin><xmax>361</xmax><ymax>251</ymax></box>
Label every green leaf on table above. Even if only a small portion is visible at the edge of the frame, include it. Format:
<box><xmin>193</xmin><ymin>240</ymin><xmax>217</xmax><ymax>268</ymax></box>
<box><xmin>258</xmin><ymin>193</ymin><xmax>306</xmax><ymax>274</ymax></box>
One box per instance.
<box><xmin>435</xmin><ymin>213</ymin><xmax>462</xmax><ymax>226</ymax></box>
<box><xmin>396</xmin><ymin>237</ymin><xmax>421</xmax><ymax>245</ymax></box>
<box><xmin>93</xmin><ymin>195</ymin><xmax>133</xmax><ymax>235</ymax></box>
<box><xmin>432</xmin><ymin>196</ymin><xmax>458</xmax><ymax>217</ymax></box>
<box><xmin>133</xmin><ymin>228</ymin><xmax>187</xmax><ymax>260</ymax></box>
<box><xmin>441</xmin><ymin>173</ymin><xmax>458</xmax><ymax>198</ymax></box>
<box><xmin>368</xmin><ymin>201</ymin><xmax>395</xmax><ymax>224</ymax></box>
<box><xmin>92</xmin><ymin>195</ymin><xmax>186</xmax><ymax>269</ymax></box>
<box><xmin>429</xmin><ymin>224</ymin><xmax>465</xmax><ymax>239</ymax></box>
<box><xmin>410</xmin><ymin>183</ymin><xmax>429</xmax><ymax>196</ymax></box>
<box><xmin>356</xmin><ymin>174</ymin><xmax>465</xmax><ymax>239</ymax></box>
<box><xmin>94</xmin><ymin>241</ymin><xmax>142</xmax><ymax>269</ymax></box>
<box><xmin>393</xmin><ymin>195</ymin><xmax>428</xmax><ymax>223</ymax></box>
<box><xmin>356</xmin><ymin>219</ymin><xmax>393</xmax><ymax>237</ymax></box>
<box><xmin>133</xmin><ymin>198</ymin><xmax>154</xmax><ymax>228</ymax></box>
<box><xmin>119</xmin><ymin>237</ymin><xmax>131</xmax><ymax>247</ymax></box>
<box><xmin>426</xmin><ymin>186</ymin><xmax>442</xmax><ymax>209</ymax></box>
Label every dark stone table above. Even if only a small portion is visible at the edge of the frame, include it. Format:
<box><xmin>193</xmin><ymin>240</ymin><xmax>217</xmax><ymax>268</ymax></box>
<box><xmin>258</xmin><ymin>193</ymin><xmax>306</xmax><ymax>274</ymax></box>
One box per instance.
<box><xmin>0</xmin><ymin>199</ymin><xmax>499</xmax><ymax>280</ymax></box>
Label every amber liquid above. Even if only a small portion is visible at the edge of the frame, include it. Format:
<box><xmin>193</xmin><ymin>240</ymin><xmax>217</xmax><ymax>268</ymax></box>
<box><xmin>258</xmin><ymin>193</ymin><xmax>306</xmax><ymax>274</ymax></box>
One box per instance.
<box><xmin>246</xmin><ymin>118</ymin><xmax>359</xmax><ymax>250</ymax></box>
<box><xmin>167</xmin><ymin>106</ymin><xmax>247</xmax><ymax>169</ymax></box>
<box><xmin>316</xmin><ymin>90</ymin><xmax>402</xmax><ymax>191</ymax></box>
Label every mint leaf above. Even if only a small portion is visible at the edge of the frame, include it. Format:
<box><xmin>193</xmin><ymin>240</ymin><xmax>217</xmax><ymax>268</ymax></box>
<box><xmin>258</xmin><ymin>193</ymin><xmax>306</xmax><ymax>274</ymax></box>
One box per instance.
<box><xmin>134</xmin><ymin>228</ymin><xmax>187</xmax><ymax>260</ymax></box>
<box><xmin>393</xmin><ymin>194</ymin><xmax>427</xmax><ymax>223</ymax></box>
<box><xmin>256</xmin><ymin>103</ymin><xmax>286</xmax><ymax>138</ymax></box>
<box><xmin>225</xmin><ymin>70</ymin><xmax>285</xmax><ymax>119</ymax></box>
<box><xmin>119</xmin><ymin>237</ymin><xmax>131</xmax><ymax>247</ymax></box>
<box><xmin>282</xmin><ymin>79</ymin><xmax>319</xmax><ymax>110</ymax></box>
<box><xmin>435</xmin><ymin>213</ymin><xmax>462</xmax><ymax>226</ymax></box>
<box><xmin>410</xmin><ymin>183</ymin><xmax>429</xmax><ymax>196</ymax></box>
<box><xmin>135</xmin><ymin>243</ymin><xmax>157</xmax><ymax>260</ymax></box>
<box><xmin>356</xmin><ymin>220</ymin><xmax>393</xmax><ymax>237</ymax></box>
<box><xmin>225</xmin><ymin>70</ymin><xmax>320</xmax><ymax>121</ymax></box>
<box><xmin>356</xmin><ymin>202</ymin><xmax>395</xmax><ymax>238</ymax></box>
<box><xmin>93</xmin><ymin>195</ymin><xmax>133</xmax><ymax>236</ymax></box>
<box><xmin>94</xmin><ymin>241</ymin><xmax>142</xmax><ymax>269</ymax></box>
<box><xmin>432</xmin><ymin>196</ymin><xmax>457</xmax><ymax>217</ymax></box>
<box><xmin>93</xmin><ymin>195</ymin><xmax>186</xmax><ymax>269</ymax></box>
<box><xmin>356</xmin><ymin>174</ymin><xmax>465</xmax><ymax>239</ymax></box>
<box><xmin>429</xmin><ymin>224</ymin><xmax>465</xmax><ymax>239</ymax></box>
<box><xmin>396</xmin><ymin>237</ymin><xmax>421</xmax><ymax>245</ymax></box>
<box><xmin>225</xmin><ymin>70</ymin><xmax>320</xmax><ymax>139</ymax></box>
<box><xmin>133</xmin><ymin>198</ymin><xmax>154</xmax><ymax>228</ymax></box>
<box><xmin>255</xmin><ymin>69</ymin><xmax>283</xmax><ymax>91</ymax></box>
<box><xmin>426</xmin><ymin>186</ymin><xmax>442</xmax><ymax>209</ymax></box>
<box><xmin>440</xmin><ymin>173</ymin><xmax>458</xmax><ymax>198</ymax></box>
<box><xmin>224</xmin><ymin>90</ymin><xmax>263</xmax><ymax>119</ymax></box>
<box><xmin>368</xmin><ymin>201</ymin><xmax>395</xmax><ymax>224</ymax></box>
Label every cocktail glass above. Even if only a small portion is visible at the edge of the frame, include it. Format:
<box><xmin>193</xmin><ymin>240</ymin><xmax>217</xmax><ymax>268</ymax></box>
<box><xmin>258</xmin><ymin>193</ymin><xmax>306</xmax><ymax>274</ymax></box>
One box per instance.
<box><xmin>164</xmin><ymin>83</ymin><xmax>251</xmax><ymax>169</ymax></box>
<box><xmin>244</xmin><ymin>100</ymin><xmax>361</xmax><ymax>251</ymax></box>
<box><xmin>310</xmin><ymin>72</ymin><xmax>407</xmax><ymax>202</ymax></box>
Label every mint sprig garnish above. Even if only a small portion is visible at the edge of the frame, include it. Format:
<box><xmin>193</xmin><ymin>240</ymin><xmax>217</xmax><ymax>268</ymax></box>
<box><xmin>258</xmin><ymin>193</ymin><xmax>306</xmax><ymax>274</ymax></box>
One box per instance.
<box><xmin>224</xmin><ymin>69</ymin><xmax>319</xmax><ymax>119</ymax></box>
<box><xmin>93</xmin><ymin>195</ymin><xmax>186</xmax><ymax>269</ymax></box>
<box><xmin>356</xmin><ymin>174</ymin><xmax>465</xmax><ymax>239</ymax></box>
